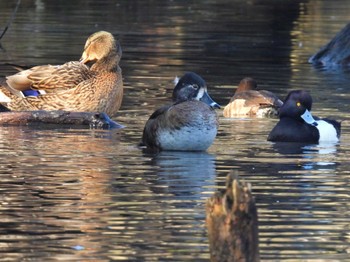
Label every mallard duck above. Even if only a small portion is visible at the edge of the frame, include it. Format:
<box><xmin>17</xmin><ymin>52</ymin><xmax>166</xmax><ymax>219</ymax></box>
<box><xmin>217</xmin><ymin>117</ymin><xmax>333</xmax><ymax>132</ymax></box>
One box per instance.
<box><xmin>223</xmin><ymin>77</ymin><xmax>283</xmax><ymax>117</ymax></box>
<box><xmin>141</xmin><ymin>72</ymin><xmax>220</xmax><ymax>151</ymax></box>
<box><xmin>0</xmin><ymin>31</ymin><xmax>123</xmax><ymax>116</ymax></box>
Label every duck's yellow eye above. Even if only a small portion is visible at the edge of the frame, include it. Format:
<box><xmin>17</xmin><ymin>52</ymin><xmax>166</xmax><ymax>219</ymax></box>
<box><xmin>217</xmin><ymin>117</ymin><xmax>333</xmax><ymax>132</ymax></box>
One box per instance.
<box><xmin>297</xmin><ymin>102</ymin><xmax>301</xmax><ymax>107</ymax></box>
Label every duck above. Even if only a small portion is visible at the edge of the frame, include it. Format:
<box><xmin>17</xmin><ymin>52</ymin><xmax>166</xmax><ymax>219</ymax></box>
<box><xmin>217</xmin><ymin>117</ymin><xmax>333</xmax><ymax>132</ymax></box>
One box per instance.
<box><xmin>0</xmin><ymin>31</ymin><xmax>123</xmax><ymax>116</ymax></box>
<box><xmin>267</xmin><ymin>90</ymin><xmax>341</xmax><ymax>143</ymax></box>
<box><xmin>223</xmin><ymin>77</ymin><xmax>283</xmax><ymax>117</ymax></box>
<box><xmin>141</xmin><ymin>72</ymin><xmax>220</xmax><ymax>151</ymax></box>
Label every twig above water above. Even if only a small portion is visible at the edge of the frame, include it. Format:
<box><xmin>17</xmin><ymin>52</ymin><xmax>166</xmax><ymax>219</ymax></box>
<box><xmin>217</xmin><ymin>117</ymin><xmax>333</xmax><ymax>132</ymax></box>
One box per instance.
<box><xmin>0</xmin><ymin>0</ymin><xmax>21</xmax><ymax>41</ymax></box>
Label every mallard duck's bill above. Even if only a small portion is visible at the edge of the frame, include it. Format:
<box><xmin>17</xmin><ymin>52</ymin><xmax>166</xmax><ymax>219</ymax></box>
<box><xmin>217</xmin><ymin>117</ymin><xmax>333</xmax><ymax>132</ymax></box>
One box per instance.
<box><xmin>79</xmin><ymin>56</ymin><xmax>88</xmax><ymax>64</ymax></box>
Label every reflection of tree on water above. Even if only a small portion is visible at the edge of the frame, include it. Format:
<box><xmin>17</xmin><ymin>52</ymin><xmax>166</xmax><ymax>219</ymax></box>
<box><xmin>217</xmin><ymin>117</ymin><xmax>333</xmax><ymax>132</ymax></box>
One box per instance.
<box><xmin>0</xmin><ymin>126</ymin><xmax>118</xmax><ymax>261</ymax></box>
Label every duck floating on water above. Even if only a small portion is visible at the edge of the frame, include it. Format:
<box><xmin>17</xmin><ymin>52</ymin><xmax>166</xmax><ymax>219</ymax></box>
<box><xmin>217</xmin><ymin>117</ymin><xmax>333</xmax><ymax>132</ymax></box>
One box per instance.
<box><xmin>0</xmin><ymin>31</ymin><xmax>123</xmax><ymax>116</ymax></box>
<box><xmin>268</xmin><ymin>90</ymin><xmax>341</xmax><ymax>143</ymax></box>
<box><xmin>223</xmin><ymin>77</ymin><xmax>283</xmax><ymax>118</ymax></box>
<box><xmin>141</xmin><ymin>72</ymin><xmax>220</xmax><ymax>152</ymax></box>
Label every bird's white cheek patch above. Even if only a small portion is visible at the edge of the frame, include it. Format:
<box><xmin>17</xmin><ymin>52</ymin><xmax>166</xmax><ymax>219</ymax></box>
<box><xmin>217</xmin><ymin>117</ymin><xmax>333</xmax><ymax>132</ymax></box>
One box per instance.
<box><xmin>196</xmin><ymin>88</ymin><xmax>205</xmax><ymax>100</ymax></box>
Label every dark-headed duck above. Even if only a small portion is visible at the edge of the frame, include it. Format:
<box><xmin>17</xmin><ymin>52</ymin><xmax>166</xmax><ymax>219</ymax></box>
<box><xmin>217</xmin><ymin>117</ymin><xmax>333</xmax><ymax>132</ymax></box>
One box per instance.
<box><xmin>268</xmin><ymin>90</ymin><xmax>341</xmax><ymax>143</ymax></box>
<box><xmin>141</xmin><ymin>72</ymin><xmax>220</xmax><ymax>151</ymax></box>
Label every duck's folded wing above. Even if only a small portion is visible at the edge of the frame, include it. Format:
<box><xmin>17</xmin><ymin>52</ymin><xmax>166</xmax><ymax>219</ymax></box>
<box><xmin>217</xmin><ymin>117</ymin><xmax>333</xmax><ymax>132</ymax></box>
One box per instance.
<box><xmin>259</xmin><ymin>90</ymin><xmax>283</xmax><ymax>107</ymax></box>
<box><xmin>6</xmin><ymin>61</ymin><xmax>92</xmax><ymax>93</ymax></box>
<box><xmin>234</xmin><ymin>90</ymin><xmax>283</xmax><ymax>108</ymax></box>
<box><xmin>141</xmin><ymin>105</ymin><xmax>172</xmax><ymax>148</ymax></box>
<box><xmin>29</xmin><ymin>62</ymin><xmax>93</xmax><ymax>91</ymax></box>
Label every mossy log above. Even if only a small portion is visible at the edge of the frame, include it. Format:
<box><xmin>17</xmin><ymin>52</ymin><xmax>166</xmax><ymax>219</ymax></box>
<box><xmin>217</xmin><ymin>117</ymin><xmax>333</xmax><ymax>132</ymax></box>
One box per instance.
<box><xmin>206</xmin><ymin>172</ymin><xmax>259</xmax><ymax>262</ymax></box>
<box><xmin>0</xmin><ymin>110</ymin><xmax>124</xmax><ymax>129</ymax></box>
<box><xmin>309</xmin><ymin>22</ymin><xmax>350</xmax><ymax>66</ymax></box>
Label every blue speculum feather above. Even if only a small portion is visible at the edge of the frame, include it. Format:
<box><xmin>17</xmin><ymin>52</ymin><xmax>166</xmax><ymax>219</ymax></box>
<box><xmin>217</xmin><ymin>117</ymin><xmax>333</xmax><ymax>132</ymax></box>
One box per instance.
<box><xmin>22</xmin><ymin>90</ymin><xmax>41</xmax><ymax>97</ymax></box>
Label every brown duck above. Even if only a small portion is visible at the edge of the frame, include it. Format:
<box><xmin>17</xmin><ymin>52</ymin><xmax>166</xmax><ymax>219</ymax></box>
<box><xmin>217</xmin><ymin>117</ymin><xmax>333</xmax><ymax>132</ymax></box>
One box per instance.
<box><xmin>223</xmin><ymin>77</ymin><xmax>283</xmax><ymax>118</ymax></box>
<box><xmin>0</xmin><ymin>31</ymin><xmax>123</xmax><ymax>116</ymax></box>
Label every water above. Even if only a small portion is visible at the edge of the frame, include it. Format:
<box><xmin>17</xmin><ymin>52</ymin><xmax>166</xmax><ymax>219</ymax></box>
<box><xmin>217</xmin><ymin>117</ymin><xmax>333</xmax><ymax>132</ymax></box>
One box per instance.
<box><xmin>0</xmin><ymin>0</ymin><xmax>350</xmax><ymax>260</ymax></box>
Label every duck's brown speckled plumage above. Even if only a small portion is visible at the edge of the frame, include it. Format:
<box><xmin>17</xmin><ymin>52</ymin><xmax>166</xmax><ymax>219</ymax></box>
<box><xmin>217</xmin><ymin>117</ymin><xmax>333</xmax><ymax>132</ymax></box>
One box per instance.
<box><xmin>0</xmin><ymin>31</ymin><xmax>123</xmax><ymax>116</ymax></box>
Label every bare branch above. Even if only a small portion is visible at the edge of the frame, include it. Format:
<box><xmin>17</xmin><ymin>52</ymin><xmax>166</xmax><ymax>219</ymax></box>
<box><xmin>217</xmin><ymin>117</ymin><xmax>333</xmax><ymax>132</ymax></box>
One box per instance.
<box><xmin>0</xmin><ymin>0</ymin><xmax>21</xmax><ymax>41</ymax></box>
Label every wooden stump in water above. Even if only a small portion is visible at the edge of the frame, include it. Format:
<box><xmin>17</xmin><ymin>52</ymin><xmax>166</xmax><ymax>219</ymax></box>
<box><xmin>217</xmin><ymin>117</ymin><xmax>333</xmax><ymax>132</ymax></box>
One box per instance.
<box><xmin>206</xmin><ymin>172</ymin><xmax>259</xmax><ymax>262</ymax></box>
<box><xmin>0</xmin><ymin>110</ymin><xmax>124</xmax><ymax>129</ymax></box>
<box><xmin>309</xmin><ymin>22</ymin><xmax>350</xmax><ymax>66</ymax></box>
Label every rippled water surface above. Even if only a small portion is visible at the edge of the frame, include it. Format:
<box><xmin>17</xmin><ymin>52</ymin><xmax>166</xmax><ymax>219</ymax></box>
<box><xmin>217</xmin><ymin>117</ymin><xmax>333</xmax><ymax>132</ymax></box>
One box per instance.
<box><xmin>0</xmin><ymin>0</ymin><xmax>350</xmax><ymax>261</ymax></box>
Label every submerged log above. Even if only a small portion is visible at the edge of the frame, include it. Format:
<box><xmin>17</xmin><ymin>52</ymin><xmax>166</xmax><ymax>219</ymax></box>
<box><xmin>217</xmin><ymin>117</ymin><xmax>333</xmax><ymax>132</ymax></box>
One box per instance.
<box><xmin>309</xmin><ymin>22</ymin><xmax>350</xmax><ymax>66</ymax></box>
<box><xmin>206</xmin><ymin>172</ymin><xmax>259</xmax><ymax>262</ymax></box>
<box><xmin>0</xmin><ymin>110</ymin><xmax>124</xmax><ymax>129</ymax></box>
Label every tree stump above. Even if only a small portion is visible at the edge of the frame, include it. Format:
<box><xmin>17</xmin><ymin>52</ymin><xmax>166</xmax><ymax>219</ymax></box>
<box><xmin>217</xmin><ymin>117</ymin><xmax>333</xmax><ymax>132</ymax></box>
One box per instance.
<box><xmin>0</xmin><ymin>110</ymin><xmax>124</xmax><ymax>129</ymax></box>
<box><xmin>309</xmin><ymin>22</ymin><xmax>350</xmax><ymax>66</ymax></box>
<box><xmin>206</xmin><ymin>172</ymin><xmax>259</xmax><ymax>262</ymax></box>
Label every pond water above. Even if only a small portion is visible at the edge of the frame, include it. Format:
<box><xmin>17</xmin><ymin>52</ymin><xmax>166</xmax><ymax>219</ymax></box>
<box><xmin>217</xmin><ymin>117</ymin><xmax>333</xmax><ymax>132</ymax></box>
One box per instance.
<box><xmin>0</xmin><ymin>0</ymin><xmax>350</xmax><ymax>261</ymax></box>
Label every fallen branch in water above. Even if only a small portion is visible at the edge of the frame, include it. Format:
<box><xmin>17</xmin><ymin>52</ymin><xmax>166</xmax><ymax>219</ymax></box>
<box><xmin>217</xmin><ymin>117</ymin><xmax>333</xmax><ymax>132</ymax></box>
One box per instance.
<box><xmin>309</xmin><ymin>22</ymin><xmax>350</xmax><ymax>66</ymax></box>
<box><xmin>206</xmin><ymin>172</ymin><xmax>259</xmax><ymax>262</ymax></box>
<box><xmin>0</xmin><ymin>0</ymin><xmax>21</xmax><ymax>41</ymax></box>
<box><xmin>0</xmin><ymin>110</ymin><xmax>124</xmax><ymax>129</ymax></box>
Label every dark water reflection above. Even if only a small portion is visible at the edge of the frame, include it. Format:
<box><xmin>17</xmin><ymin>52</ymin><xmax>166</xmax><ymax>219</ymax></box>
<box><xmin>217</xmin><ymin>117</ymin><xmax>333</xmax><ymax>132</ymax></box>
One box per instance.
<box><xmin>1</xmin><ymin>0</ymin><xmax>350</xmax><ymax>260</ymax></box>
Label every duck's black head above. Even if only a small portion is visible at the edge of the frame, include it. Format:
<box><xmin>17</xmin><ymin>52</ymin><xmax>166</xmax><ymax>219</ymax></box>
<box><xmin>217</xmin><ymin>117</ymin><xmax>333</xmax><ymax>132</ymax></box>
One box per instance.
<box><xmin>279</xmin><ymin>90</ymin><xmax>313</xmax><ymax>121</ymax></box>
<box><xmin>172</xmin><ymin>72</ymin><xmax>220</xmax><ymax>108</ymax></box>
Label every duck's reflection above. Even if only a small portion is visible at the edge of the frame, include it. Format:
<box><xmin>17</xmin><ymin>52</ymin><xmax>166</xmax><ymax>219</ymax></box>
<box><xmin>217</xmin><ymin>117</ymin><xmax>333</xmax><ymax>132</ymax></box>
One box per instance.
<box><xmin>150</xmin><ymin>151</ymin><xmax>216</xmax><ymax>204</ymax></box>
<box><xmin>272</xmin><ymin>141</ymin><xmax>337</xmax><ymax>154</ymax></box>
<box><xmin>271</xmin><ymin>141</ymin><xmax>338</xmax><ymax>169</ymax></box>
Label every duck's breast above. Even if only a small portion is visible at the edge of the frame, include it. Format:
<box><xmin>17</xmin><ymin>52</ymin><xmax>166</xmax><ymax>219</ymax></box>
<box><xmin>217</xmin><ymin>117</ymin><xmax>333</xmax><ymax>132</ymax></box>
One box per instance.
<box><xmin>158</xmin><ymin>101</ymin><xmax>218</xmax><ymax>151</ymax></box>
